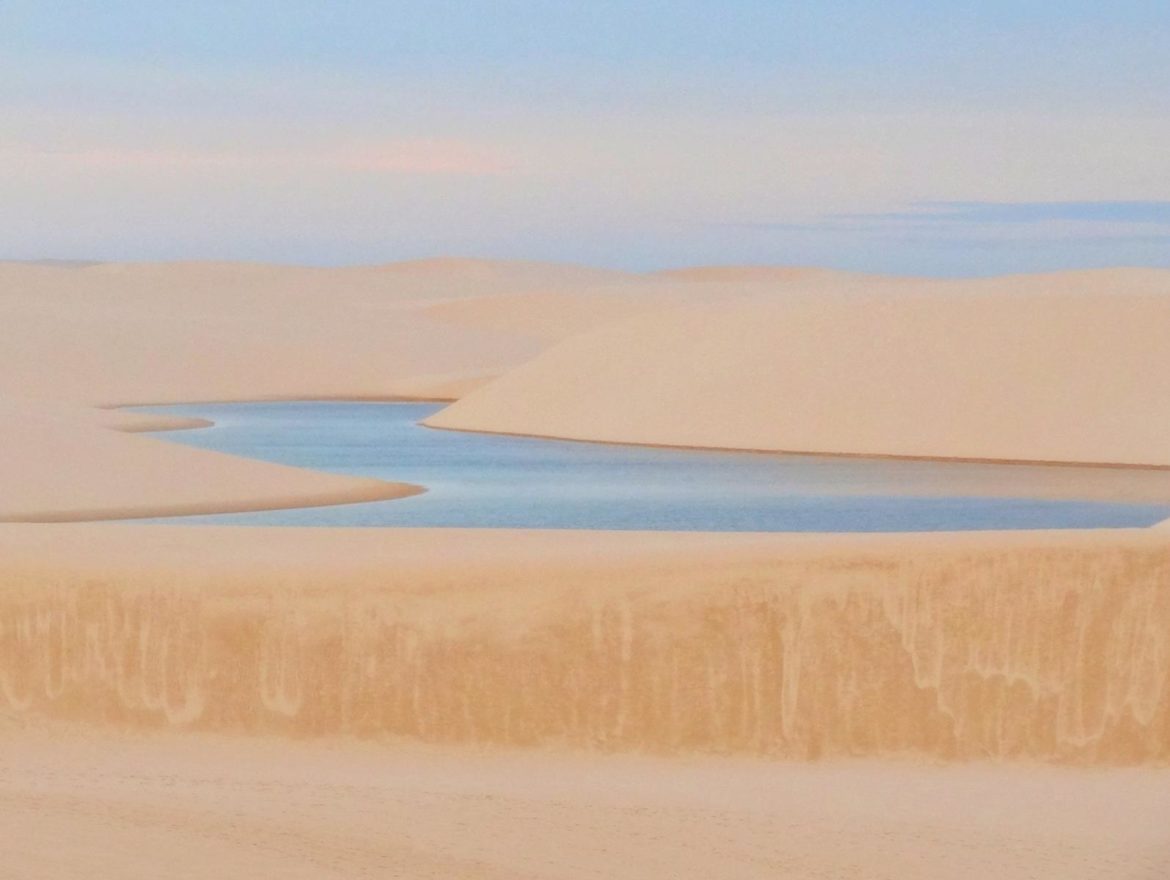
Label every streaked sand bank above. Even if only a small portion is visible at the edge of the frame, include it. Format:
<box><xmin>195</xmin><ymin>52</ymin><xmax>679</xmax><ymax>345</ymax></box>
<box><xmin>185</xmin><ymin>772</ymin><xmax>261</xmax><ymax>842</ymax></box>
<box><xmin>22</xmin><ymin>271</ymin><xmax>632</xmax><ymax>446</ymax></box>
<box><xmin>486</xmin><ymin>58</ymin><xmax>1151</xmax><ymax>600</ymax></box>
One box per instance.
<box><xmin>3</xmin><ymin>725</ymin><xmax>1166</xmax><ymax>880</ymax></box>
<box><xmin>2</xmin><ymin>525</ymin><xmax>1166</xmax><ymax>762</ymax></box>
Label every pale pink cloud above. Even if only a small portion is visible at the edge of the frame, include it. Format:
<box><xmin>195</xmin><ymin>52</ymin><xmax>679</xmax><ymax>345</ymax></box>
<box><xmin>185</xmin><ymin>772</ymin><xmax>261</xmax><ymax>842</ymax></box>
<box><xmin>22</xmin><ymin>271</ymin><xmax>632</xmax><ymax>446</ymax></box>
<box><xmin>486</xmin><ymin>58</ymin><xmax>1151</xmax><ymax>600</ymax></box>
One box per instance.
<box><xmin>0</xmin><ymin>139</ymin><xmax>511</xmax><ymax>177</ymax></box>
<box><xmin>332</xmin><ymin>139</ymin><xmax>512</xmax><ymax>175</ymax></box>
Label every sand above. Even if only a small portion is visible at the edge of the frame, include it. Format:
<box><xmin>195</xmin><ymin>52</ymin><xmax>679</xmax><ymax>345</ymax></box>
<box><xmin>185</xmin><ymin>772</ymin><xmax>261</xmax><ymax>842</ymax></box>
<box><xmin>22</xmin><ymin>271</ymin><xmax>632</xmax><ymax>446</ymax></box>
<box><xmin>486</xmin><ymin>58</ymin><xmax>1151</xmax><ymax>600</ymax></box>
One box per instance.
<box><xmin>0</xmin><ymin>259</ymin><xmax>647</xmax><ymax>519</ymax></box>
<box><xmin>8</xmin><ymin>259</ymin><xmax>1168</xmax><ymax>519</ymax></box>
<box><xmin>0</xmin><ymin>395</ymin><xmax>420</xmax><ymax>521</ymax></box>
<box><xmin>2</xmin><ymin>258</ymin><xmax>1169</xmax><ymax>876</ymax></box>
<box><xmin>0</xmin><ymin>259</ymin><xmax>618</xmax><ymax>406</ymax></box>
<box><xmin>431</xmin><ymin>268</ymin><xmax>1170</xmax><ymax>466</ymax></box>
<box><xmin>3</xmin><ymin>726</ymin><xmax>1167</xmax><ymax>880</ymax></box>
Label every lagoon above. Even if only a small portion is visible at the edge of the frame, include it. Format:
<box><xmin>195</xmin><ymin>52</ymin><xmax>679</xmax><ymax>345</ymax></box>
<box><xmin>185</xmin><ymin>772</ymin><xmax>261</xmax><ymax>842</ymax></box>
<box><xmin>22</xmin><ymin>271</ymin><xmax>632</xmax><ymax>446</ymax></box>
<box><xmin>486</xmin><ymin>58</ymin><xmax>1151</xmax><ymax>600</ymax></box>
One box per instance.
<box><xmin>136</xmin><ymin>401</ymin><xmax>1170</xmax><ymax>532</ymax></box>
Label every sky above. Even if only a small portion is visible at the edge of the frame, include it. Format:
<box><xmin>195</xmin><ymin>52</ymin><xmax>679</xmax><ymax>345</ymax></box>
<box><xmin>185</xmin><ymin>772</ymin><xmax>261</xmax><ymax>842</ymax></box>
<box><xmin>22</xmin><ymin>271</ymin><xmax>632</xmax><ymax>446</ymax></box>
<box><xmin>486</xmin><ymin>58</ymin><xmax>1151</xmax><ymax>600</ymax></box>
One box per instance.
<box><xmin>1</xmin><ymin>2</ymin><xmax>1168</xmax><ymax>275</ymax></box>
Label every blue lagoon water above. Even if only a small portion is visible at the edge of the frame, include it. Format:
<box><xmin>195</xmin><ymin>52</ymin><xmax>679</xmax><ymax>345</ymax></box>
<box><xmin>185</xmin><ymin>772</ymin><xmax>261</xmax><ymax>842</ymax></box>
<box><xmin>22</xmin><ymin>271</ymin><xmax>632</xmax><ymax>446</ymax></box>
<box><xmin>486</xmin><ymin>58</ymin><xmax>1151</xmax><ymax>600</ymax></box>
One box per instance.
<box><xmin>136</xmin><ymin>402</ymin><xmax>1170</xmax><ymax>532</ymax></box>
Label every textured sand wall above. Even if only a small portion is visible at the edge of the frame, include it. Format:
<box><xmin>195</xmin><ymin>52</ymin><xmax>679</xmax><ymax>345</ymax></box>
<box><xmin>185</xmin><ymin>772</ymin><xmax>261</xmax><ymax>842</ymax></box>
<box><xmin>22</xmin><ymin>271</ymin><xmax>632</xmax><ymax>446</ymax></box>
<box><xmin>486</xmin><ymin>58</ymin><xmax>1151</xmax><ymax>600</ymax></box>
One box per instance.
<box><xmin>3</xmin><ymin>530</ymin><xmax>1167</xmax><ymax>763</ymax></box>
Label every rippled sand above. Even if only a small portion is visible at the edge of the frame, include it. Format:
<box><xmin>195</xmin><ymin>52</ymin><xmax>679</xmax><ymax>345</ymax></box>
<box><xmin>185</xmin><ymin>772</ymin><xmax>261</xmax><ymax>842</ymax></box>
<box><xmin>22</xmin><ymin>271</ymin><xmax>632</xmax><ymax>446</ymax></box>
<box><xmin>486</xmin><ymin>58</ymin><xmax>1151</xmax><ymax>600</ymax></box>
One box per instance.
<box><xmin>3</xmin><ymin>724</ymin><xmax>1168</xmax><ymax>880</ymax></box>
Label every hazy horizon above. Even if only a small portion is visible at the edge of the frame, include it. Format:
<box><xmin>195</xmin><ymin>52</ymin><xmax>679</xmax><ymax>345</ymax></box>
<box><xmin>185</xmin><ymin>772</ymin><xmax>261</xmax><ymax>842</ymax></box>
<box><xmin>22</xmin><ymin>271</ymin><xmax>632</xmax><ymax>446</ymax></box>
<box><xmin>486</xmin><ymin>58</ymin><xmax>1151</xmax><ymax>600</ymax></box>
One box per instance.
<box><xmin>3</xmin><ymin>2</ymin><xmax>1169</xmax><ymax>275</ymax></box>
<box><xmin>3</xmin><ymin>243</ymin><xmax>1170</xmax><ymax>280</ymax></box>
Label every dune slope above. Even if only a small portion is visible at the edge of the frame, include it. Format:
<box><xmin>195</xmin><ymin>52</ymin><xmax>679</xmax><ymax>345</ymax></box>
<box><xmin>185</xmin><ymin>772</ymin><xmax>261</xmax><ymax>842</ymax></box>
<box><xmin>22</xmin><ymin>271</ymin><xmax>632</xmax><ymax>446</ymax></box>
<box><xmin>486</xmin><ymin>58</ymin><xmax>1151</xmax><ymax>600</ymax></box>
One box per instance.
<box><xmin>430</xmin><ymin>268</ymin><xmax>1170</xmax><ymax>466</ymax></box>
<box><xmin>0</xmin><ymin>259</ymin><xmax>634</xmax><ymax>404</ymax></box>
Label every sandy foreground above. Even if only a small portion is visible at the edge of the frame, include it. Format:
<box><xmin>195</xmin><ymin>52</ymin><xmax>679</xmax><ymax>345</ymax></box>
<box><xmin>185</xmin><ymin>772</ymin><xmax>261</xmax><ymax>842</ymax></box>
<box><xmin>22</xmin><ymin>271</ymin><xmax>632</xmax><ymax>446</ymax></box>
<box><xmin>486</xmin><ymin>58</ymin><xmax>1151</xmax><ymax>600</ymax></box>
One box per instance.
<box><xmin>2</xmin><ymin>259</ymin><xmax>1169</xmax><ymax>876</ymax></box>
<box><xmin>3</xmin><ymin>725</ymin><xmax>1168</xmax><ymax>880</ymax></box>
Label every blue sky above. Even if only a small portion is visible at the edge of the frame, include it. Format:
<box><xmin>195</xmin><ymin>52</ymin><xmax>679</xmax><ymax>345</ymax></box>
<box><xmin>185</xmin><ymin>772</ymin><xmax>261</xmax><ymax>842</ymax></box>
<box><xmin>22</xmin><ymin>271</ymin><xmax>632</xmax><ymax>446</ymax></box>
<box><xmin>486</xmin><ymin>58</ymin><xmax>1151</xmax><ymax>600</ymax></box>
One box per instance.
<box><xmin>2</xmin><ymin>2</ymin><xmax>1168</xmax><ymax>274</ymax></box>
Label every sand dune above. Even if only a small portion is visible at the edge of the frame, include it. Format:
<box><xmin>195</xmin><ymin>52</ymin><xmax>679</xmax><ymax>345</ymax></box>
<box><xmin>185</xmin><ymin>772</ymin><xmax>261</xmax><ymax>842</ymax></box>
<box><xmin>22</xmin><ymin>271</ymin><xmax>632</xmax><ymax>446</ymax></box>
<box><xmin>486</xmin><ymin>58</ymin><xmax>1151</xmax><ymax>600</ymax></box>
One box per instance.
<box><xmin>420</xmin><ymin>278</ymin><xmax>746</xmax><ymax>342</ymax></box>
<box><xmin>0</xmin><ymin>258</ymin><xmax>648</xmax><ymax>520</ymax></box>
<box><xmin>431</xmin><ymin>268</ymin><xmax>1170</xmax><ymax>467</ymax></box>
<box><xmin>653</xmin><ymin>264</ymin><xmax>875</xmax><ymax>284</ymax></box>
<box><xmin>0</xmin><ymin>259</ymin><xmax>622</xmax><ymax>405</ymax></box>
<box><xmin>0</xmin><ymin>257</ymin><xmax>780</xmax><ymax>521</ymax></box>
<box><xmin>424</xmin><ymin>289</ymin><xmax>671</xmax><ymax>342</ymax></box>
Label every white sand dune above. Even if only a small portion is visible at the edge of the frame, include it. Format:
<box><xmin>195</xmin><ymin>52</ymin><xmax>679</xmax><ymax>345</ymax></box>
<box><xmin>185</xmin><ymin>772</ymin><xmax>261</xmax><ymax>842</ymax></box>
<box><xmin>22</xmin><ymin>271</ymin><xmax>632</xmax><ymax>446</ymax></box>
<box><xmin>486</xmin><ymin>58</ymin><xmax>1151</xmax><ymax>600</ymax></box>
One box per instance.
<box><xmin>0</xmin><ymin>259</ymin><xmax>647</xmax><ymax>519</ymax></box>
<box><xmin>2</xmin><ymin>258</ymin><xmax>1168</xmax><ymax>529</ymax></box>
<box><xmin>653</xmin><ymin>264</ymin><xmax>879</xmax><ymax>284</ymax></box>
<box><xmin>2</xmin><ymin>257</ymin><xmax>1167</xmax><ymax>528</ymax></box>
<box><xmin>431</xmin><ymin>268</ymin><xmax>1170</xmax><ymax>466</ymax></box>
<box><xmin>420</xmin><ymin>277</ymin><xmax>747</xmax><ymax>342</ymax></box>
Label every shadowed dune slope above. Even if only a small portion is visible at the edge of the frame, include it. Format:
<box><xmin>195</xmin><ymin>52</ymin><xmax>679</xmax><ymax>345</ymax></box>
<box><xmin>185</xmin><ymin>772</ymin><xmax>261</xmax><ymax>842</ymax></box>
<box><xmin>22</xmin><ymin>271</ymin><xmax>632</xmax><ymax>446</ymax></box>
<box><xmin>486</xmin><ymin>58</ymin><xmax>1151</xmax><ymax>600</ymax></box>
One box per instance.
<box><xmin>0</xmin><ymin>259</ymin><xmax>637</xmax><ymax>404</ymax></box>
<box><xmin>430</xmin><ymin>269</ymin><xmax>1170</xmax><ymax>466</ymax></box>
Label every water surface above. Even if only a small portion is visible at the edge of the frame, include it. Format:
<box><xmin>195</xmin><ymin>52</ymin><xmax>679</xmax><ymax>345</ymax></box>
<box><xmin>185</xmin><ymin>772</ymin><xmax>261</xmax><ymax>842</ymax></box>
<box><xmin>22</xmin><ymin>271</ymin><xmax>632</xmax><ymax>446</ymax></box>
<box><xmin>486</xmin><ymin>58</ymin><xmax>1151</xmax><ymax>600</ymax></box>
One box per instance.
<box><xmin>137</xmin><ymin>402</ymin><xmax>1170</xmax><ymax>532</ymax></box>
